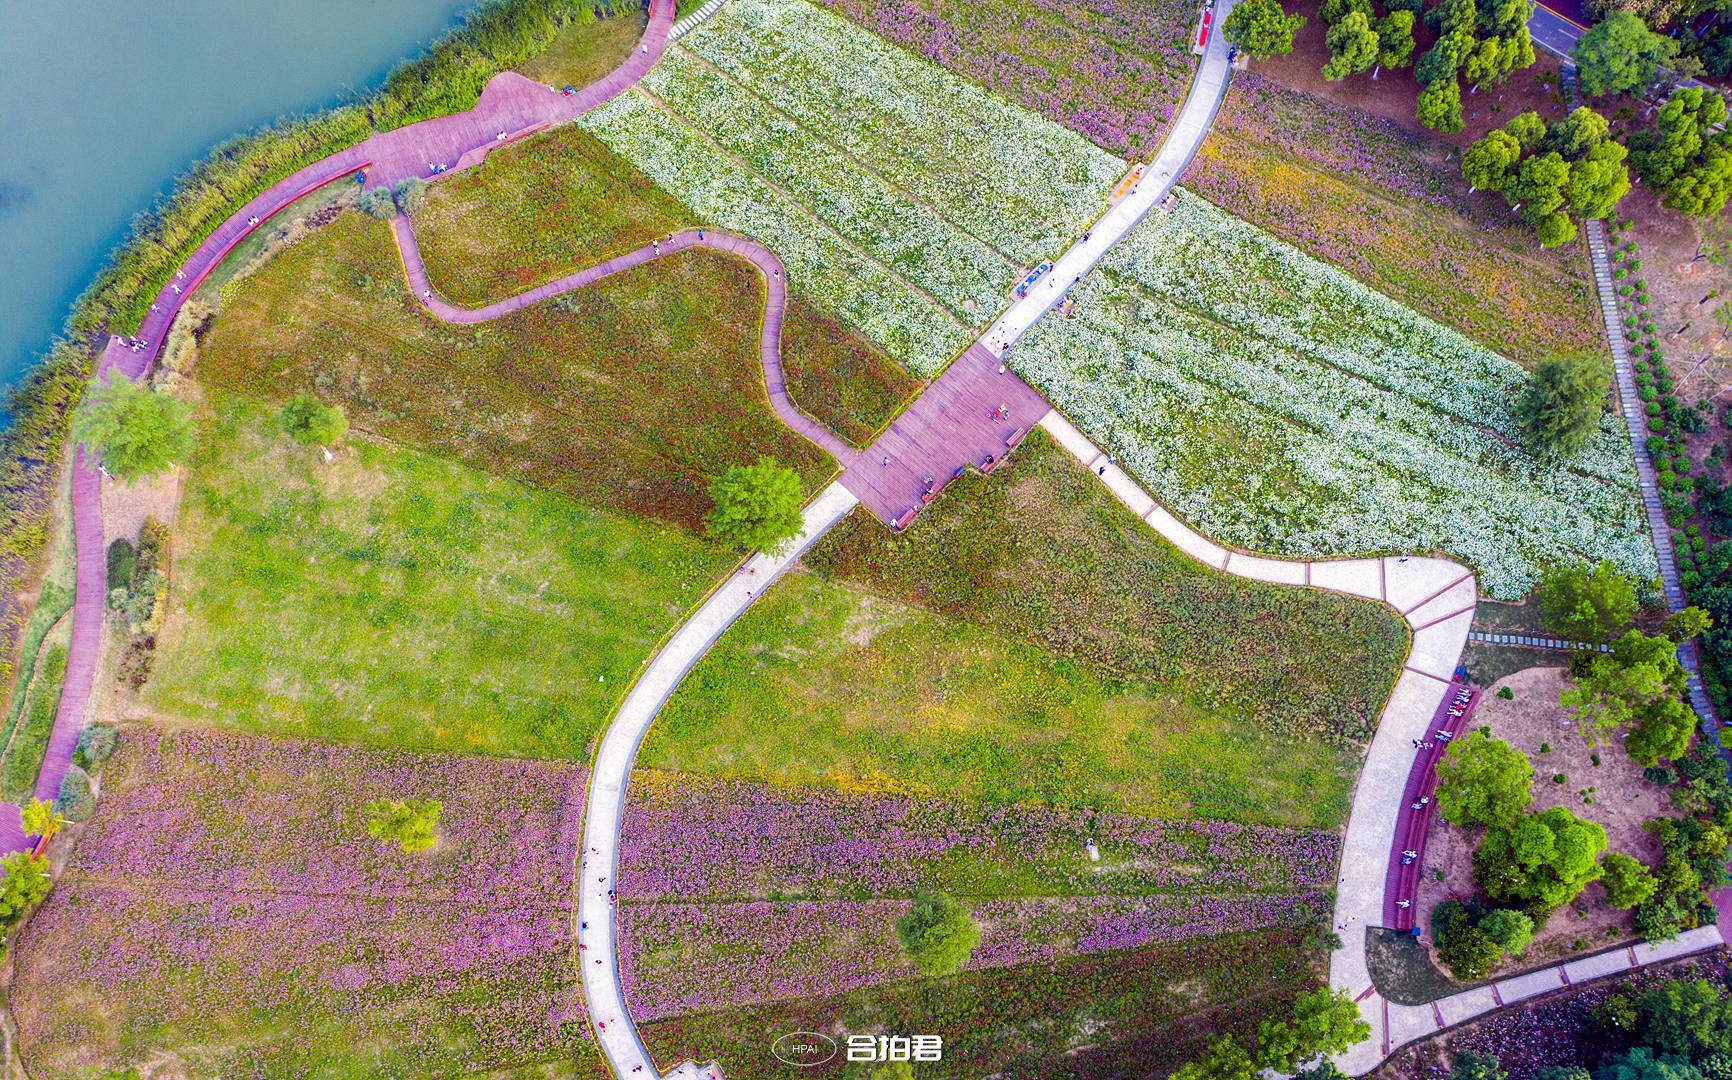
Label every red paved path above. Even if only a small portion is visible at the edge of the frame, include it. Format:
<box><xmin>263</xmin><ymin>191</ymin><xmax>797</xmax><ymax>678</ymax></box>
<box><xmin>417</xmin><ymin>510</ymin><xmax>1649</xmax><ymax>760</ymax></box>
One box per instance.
<box><xmin>1384</xmin><ymin>685</ymin><xmax>1479</xmax><ymax>930</ymax></box>
<box><xmin>20</xmin><ymin>1</ymin><xmax>677</xmax><ymax>851</ymax></box>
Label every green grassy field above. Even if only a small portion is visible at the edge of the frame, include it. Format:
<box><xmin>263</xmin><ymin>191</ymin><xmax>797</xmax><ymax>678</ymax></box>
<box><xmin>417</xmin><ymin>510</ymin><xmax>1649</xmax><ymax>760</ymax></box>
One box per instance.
<box><xmin>196</xmin><ymin>210</ymin><xmax>835</xmax><ymax>530</ymax></box>
<box><xmin>143</xmin><ymin>391</ymin><xmax>734</xmax><ymax>757</ymax></box>
<box><xmin>510</xmin><ymin>6</ymin><xmax>648</xmax><ymax>89</ymax></box>
<box><xmin>411</xmin><ymin>124</ymin><xmax>919</xmax><ymax>446</ymax></box>
<box><xmin>652</xmin><ymin>431</ymin><xmax>1408</xmax><ymax>828</ymax></box>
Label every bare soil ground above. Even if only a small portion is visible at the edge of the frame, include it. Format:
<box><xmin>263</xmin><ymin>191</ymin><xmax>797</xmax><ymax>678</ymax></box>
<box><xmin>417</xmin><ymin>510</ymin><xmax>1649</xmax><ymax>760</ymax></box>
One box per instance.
<box><xmin>1415</xmin><ymin>666</ymin><xmax>1665</xmax><ymax>976</ymax></box>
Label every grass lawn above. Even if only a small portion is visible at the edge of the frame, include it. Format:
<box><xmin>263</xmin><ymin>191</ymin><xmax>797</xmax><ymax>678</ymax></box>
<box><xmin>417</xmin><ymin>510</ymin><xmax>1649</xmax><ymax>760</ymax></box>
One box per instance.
<box><xmin>638</xmin><ymin>928</ymin><xmax>1314</xmax><ymax>1080</ymax></box>
<box><xmin>652</xmin><ymin>430</ymin><xmax>1406</xmax><ymax>828</ymax></box>
<box><xmin>196</xmin><ymin>209</ymin><xmax>835</xmax><ymax>530</ymax></box>
<box><xmin>647</xmin><ymin>571</ymin><xmax>1362</xmax><ymax>827</ymax></box>
<box><xmin>11</xmin><ymin>728</ymin><xmax>604</xmax><ymax>1080</ymax></box>
<box><xmin>143</xmin><ymin>390</ymin><xmax>734</xmax><ymax>758</ymax></box>
<box><xmin>413</xmin><ymin>123</ymin><xmax>919</xmax><ymax>446</ymax></box>
<box><xmin>511</xmin><ymin>7</ymin><xmax>647</xmax><ymax>89</ymax></box>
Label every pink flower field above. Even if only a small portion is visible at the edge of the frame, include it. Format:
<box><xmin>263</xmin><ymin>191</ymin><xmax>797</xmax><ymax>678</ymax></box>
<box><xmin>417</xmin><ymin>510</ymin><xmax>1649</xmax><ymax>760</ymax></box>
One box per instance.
<box><xmin>11</xmin><ymin>730</ymin><xmax>598</xmax><ymax>1080</ymax></box>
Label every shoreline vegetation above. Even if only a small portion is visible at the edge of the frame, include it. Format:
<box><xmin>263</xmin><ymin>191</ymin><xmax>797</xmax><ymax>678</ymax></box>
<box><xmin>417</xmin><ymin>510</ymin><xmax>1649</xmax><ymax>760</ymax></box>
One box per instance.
<box><xmin>0</xmin><ymin>0</ymin><xmax>645</xmax><ymax>718</ymax></box>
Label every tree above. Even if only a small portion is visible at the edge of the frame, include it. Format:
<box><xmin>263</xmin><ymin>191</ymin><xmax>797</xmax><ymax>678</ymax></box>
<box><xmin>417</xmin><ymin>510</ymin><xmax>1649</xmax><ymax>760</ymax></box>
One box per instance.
<box><xmin>1474</xmin><ymin>805</ymin><xmax>1608</xmax><ymax>913</ymax></box>
<box><xmin>1596</xmin><ymin>1048</ymin><xmax>1707</xmax><ymax>1080</ymax></box>
<box><xmin>1631</xmin><ymin>87</ymin><xmax>1732</xmax><ymax>219</ymax></box>
<box><xmin>20</xmin><ymin>798</ymin><xmax>62</xmax><ymax>842</ymax></box>
<box><xmin>1173</xmin><ymin>1036</ymin><xmax>1259</xmax><ymax>1080</ymax></box>
<box><xmin>1536</xmin><ymin>212</ymin><xmax>1580</xmax><ymax>248</ymax></box>
<box><xmin>1563</xmin><ymin>629</ymin><xmax>1687</xmax><ymax>745</ymax></box>
<box><xmin>365</xmin><ymin>799</ymin><xmax>440</xmax><ymax>853</ymax></box>
<box><xmin>1254</xmin><ymin>986</ymin><xmax>1371</xmax><ymax>1069</ymax></box>
<box><xmin>1321</xmin><ymin>0</ymin><xmax>1374</xmax><ymax>21</ymax></box>
<box><xmin>1564</xmin><ymin>141</ymin><xmax>1632</xmax><ymax>219</ymax></box>
<box><xmin>1508</xmin><ymin>152</ymin><xmax>1573</xmax><ymax>224</ymax></box>
<box><xmin>1451</xmin><ymin>1052</ymin><xmax>1508</xmax><ymax>1080</ymax></box>
<box><xmin>894</xmin><ymin>891</ymin><xmax>980</xmax><ymax>975</ymax></box>
<box><xmin>1463</xmin><ymin>130</ymin><xmax>1524</xmax><ymax>192</ymax></box>
<box><xmin>0</xmin><ymin>852</ymin><xmax>50</xmax><ymax>924</ymax></box>
<box><xmin>1435</xmin><ymin>729</ymin><xmax>1533</xmax><ymax>828</ymax></box>
<box><xmin>1477</xmin><ymin>907</ymin><xmax>1535</xmax><ymax>954</ymax></box>
<box><xmin>1546</xmin><ymin>107</ymin><xmax>1612</xmax><ymax>160</ymax></box>
<box><xmin>71</xmin><ymin>372</ymin><xmax>193</xmax><ymax>482</ymax></box>
<box><xmin>1418</xmin><ymin>78</ymin><xmax>1465</xmax><ymax>134</ymax></box>
<box><xmin>1626</xmin><ymin>696</ymin><xmax>1697</xmax><ymax>766</ymax></box>
<box><xmin>357</xmin><ymin>186</ymin><xmax>396</xmax><ymax>219</ymax></box>
<box><xmin>1664</xmin><ymin>607</ymin><xmax>1713</xmax><ymax>643</ymax></box>
<box><xmin>279</xmin><ymin>393</ymin><xmax>348</xmax><ymax>447</ymax></box>
<box><xmin>1376</xmin><ymin>10</ymin><xmax>1417</xmax><ymax>67</ymax></box>
<box><xmin>1602</xmin><ymin>851</ymin><xmax>1661</xmax><ymax>908</ymax></box>
<box><xmin>1540</xmin><ymin>560</ymin><xmax>1637</xmax><ymax>643</ymax></box>
<box><xmin>1572</xmin><ymin>11</ymin><xmax>1679</xmax><ymax>98</ymax></box>
<box><xmin>1323</xmin><ymin>11</ymin><xmax>1381</xmax><ymax>79</ymax></box>
<box><xmin>1506</xmin><ymin>111</ymin><xmax>1548</xmax><ymax>152</ymax></box>
<box><xmin>1532</xmin><ymin>1068</ymin><xmax>1592</xmax><ymax>1080</ymax></box>
<box><xmin>706</xmin><ymin>457</ymin><xmax>805</xmax><ymax>555</ymax></box>
<box><xmin>1513</xmin><ymin>353</ymin><xmax>1611</xmax><ymax>459</ymax></box>
<box><xmin>1222</xmin><ymin>0</ymin><xmax>1306</xmax><ymax>59</ymax></box>
<box><xmin>1637</xmin><ymin>977</ymin><xmax>1732</xmax><ymax>1060</ymax></box>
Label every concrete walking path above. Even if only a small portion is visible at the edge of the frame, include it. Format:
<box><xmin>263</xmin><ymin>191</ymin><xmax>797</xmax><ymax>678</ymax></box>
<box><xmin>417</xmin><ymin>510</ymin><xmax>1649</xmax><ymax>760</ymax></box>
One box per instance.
<box><xmin>979</xmin><ymin>0</ymin><xmax>1237</xmax><ymax>357</ymax></box>
<box><xmin>575</xmin><ymin>481</ymin><xmax>858</xmax><ymax>1079</ymax></box>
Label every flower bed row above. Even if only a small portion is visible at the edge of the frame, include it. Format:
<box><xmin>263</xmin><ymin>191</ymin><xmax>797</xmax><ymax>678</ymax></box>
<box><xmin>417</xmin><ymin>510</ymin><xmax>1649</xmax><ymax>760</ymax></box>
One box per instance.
<box><xmin>618</xmin><ymin>892</ymin><xmax>1323</xmax><ymax>1021</ymax></box>
<box><xmin>618</xmin><ymin>771</ymin><xmax>1341</xmax><ymax>899</ymax></box>
<box><xmin>1011</xmin><ymin>194</ymin><xmax>1654</xmax><ymax>598</ymax></box>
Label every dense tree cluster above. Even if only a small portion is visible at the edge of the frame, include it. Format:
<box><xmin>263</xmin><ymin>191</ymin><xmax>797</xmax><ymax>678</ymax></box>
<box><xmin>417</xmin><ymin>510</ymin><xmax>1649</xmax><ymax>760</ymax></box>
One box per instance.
<box><xmin>1630</xmin><ymin>87</ymin><xmax>1732</xmax><ymax>219</ymax></box>
<box><xmin>1464</xmin><ymin>109</ymin><xmax>1630</xmax><ymax>246</ymax></box>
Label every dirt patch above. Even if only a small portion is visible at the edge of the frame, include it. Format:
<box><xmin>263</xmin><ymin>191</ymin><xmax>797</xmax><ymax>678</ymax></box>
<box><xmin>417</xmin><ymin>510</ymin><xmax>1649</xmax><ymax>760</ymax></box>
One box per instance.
<box><xmin>1415</xmin><ymin>666</ymin><xmax>1666</xmax><ymax>977</ymax></box>
<box><xmin>98</xmin><ymin>468</ymin><xmax>181</xmax><ymax>553</ymax></box>
<box><xmin>1367</xmin><ymin>926</ymin><xmax>1460</xmax><ymax>1004</ymax></box>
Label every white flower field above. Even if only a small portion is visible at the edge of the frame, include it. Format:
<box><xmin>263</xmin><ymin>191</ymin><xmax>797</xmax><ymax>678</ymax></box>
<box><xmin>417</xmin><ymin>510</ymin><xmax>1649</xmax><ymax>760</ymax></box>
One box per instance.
<box><xmin>1012</xmin><ymin>195</ymin><xmax>1655</xmax><ymax>598</ymax></box>
<box><xmin>579</xmin><ymin>0</ymin><xmax>1124</xmax><ymax>375</ymax></box>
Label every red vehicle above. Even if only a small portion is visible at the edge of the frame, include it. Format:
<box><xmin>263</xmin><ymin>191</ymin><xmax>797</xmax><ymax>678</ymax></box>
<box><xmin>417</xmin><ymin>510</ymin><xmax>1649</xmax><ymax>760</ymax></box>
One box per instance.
<box><xmin>1192</xmin><ymin>4</ymin><xmax>1212</xmax><ymax>54</ymax></box>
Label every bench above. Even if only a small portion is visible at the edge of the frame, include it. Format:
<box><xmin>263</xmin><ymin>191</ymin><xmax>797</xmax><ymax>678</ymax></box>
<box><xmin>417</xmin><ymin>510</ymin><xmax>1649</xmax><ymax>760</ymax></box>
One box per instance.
<box><xmin>891</xmin><ymin>509</ymin><xmax>916</xmax><ymax>531</ymax></box>
<box><xmin>1005</xmin><ymin>426</ymin><xmax>1028</xmax><ymax>449</ymax></box>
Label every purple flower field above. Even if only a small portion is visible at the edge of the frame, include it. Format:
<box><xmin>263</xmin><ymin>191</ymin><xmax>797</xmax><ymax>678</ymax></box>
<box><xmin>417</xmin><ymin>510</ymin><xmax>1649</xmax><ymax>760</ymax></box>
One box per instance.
<box><xmin>812</xmin><ymin>0</ymin><xmax>1198</xmax><ymax>159</ymax></box>
<box><xmin>618</xmin><ymin>892</ymin><xmax>1324</xmax><ymax>1021</ymax></box>
<box><xmin>619</xmin><ymin>771</ymin><xmax>1339</xmax><ymax>899</ymax></box>
<box><xmin>11</xmin><ymin>730</ymin><xmax>597</xmax><ymax>1079</ymax></box>
<box><xmin>616</xmin><ymin>773</ymin><xmax>1334</xmax><ymax>1021</ymax></box>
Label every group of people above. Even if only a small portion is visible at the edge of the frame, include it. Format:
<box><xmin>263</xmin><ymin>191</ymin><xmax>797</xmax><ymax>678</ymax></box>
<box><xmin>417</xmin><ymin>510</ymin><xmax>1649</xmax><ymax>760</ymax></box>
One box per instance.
<box><xmin>117</xmin><ymin>334</ymin><xmax>150</xmax><ymax>354</ymax></box>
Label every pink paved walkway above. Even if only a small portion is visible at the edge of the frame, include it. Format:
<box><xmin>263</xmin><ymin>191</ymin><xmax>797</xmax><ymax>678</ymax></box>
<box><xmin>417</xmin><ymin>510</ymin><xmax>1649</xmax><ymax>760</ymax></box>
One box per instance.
<box><xmin>1383</xmin><ymin>685</ymin><xmax>1479</xmax><ymax>930</ymax></box>
<box><xmin>21</xmin><ymin>0</ymin><xmax>678</xmax><ymax>851</ymax></box>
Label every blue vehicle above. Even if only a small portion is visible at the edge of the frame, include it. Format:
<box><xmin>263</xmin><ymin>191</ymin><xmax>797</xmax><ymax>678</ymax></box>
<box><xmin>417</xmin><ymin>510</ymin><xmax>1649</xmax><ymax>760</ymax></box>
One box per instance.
<box><xmin>1014</xmin><ymin>261</ymin><xmax>1052</xmax><ymax>299</ymax></box>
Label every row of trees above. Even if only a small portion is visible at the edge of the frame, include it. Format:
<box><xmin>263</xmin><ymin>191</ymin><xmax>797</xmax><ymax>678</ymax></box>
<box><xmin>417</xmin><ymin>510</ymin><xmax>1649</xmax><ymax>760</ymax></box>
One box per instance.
<box><xmin>1171</xmin><ymin>986</ymin><xmax>1370</xmax><ymax>1080</ymax></box>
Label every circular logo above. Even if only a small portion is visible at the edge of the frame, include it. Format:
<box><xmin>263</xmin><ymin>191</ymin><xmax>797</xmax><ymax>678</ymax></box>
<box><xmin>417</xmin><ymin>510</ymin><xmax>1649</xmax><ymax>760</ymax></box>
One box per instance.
<box><xmin>770</xmin><ymin>1031</ymin><xmax>838</xmax><ymax>1067</ymax></box>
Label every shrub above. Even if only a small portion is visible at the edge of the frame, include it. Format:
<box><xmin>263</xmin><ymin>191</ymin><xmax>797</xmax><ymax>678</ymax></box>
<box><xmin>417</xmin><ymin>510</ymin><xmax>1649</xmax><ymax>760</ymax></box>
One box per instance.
<box><xmin>394</xmin><ymin>177</ymin><xmax>428</xmax><ymax>217</ymax></box>
<box><xmin>705</xmin><ymin>457</ymin><xmax>805</xmax><ymax>555</ymax></box>
<box><xmin>72</xmin><ymin>724</ymin><xmax>118</xmax><ymax>771</ymax></box>
<box><xmin>1540</xmin><ymin>741</ymin><xmax>1551</xmax><ymax>752</ymax></box>
<box><xmin>1497</xmin><ymin>686</ymin><xmax>1515</xmax><ymax>699</ymax></box>
<box><xmin>895</xmin><ymin>890</ymin><xmax>980</xmax><ymax>975</ymax></box>
<box><xmin>1556</xmin><ymin>772</ymin><xmax>1568</xmax><ymax>783</ymax></box>
<box><xmin>364</xmin><ymin>799</ymin><xmax>440</xmax><ymax>853</ymax></box>
<box><xmin>357</xmin><ymin>186</ymin><xmax>396</xmax><ymax>219</ymax></box>
<box><xmin>55</xmin><ymin>767</ymin><xmax>94</xmax><ymax>822</ymax></box>
<box><xmin>279</xmin><ymin>393</ymin><xmax>348</xmax><ymax>447</ymax></box>
<box><xmin>105</xmin><ymin>538</ymin><xmax>135</xmax><ymax>591</ymax></box>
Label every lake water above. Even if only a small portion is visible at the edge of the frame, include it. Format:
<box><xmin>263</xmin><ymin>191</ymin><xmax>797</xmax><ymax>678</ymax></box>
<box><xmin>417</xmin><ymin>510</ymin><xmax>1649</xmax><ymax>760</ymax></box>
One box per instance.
<box><xmin>0</xmin><ymin>0</ymin><xmax>479</xmax><ymax>395</ymax></box>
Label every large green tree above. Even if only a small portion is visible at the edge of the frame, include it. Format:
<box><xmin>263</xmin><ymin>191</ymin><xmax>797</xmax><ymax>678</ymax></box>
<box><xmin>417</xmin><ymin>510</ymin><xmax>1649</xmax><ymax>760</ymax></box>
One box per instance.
<box><xmin>705</xmin><ymin>457</ymin><xmax>805</xmax><ymax>555</ymax></box>
<box><xmin>1601</xmin><ymin>851</ymin><xmax>1661</xmax><ymax>908</ymax></box>
<box><xmin>72</xmin><ymin>372</ymin><xmax>194</xmax><ymax>481</ymax></box>
<box><xmin>1464</xmin><ymin>129</ymin><xmax>1524</xmax><ymax>192</ymax></box>
<box><xmin>1418</xmin><ymin>78</ymin><xmax>1466</xmax><ymax>134</ymax></box>
<box><xmin>1323</xmin><ymin>10</ymin><xmax>1382</xmax><ymax>78</ymax></box>
<box><xmin>0</xmin><ymin>852</ymin><xmax>50</xmax><ymax>924</ymax></box>
<box><xmin>1435</xmin><ymin>730</ymin><xmax>1533</xmax><ymax>828</ymax></box>
<box><xmin>1254</xmin><ymin>986</ymin><xmax>1371</xmax><ymax>1069</ymax></box>
<box><xmin>1375</xmin><ymin>9</ymin><xmax>1417</xmax><ymax>67</ymax></box>
<box><xmin>1173</xmin><ymin>1036</ymin><xmax>1259</xmax><ymax>1080</ymax></box>
<box><xmin>1626</xmin><ymin>695</ymin><xmax>1696</xmax><ymax>766</ymax></box>
<box><xmin>894</xmin><ymin>891</ymin><xmax>980</xmax><ymax>975</ymax></box>
<box><xmin>1630</xmin><ymin>87</ymin><xmax>1732</xmax><ymax>219</ymax></box>
<box><xmin>1562</xmin><ymin>629</ymin><xmax>1689</xmax><ymax>746</ymax></box>
<box><xmin>1475</xmin><ymin>805</ymin><xmax>1609</xmax><ymax>913</ymax></box>
<box><xmin>1637</xmin><ymin>977</ymin><xmax>1732</xmax><ymax>1060</ymax></box>
<box><xmin>1512</xmin><ymin>353</ymin><xmax>1611</xmax><ymax>459</ymax></box>
<box><xmin>1539</xmin><ymin>559</ymin><xmax>1637</xmax><ymax>643</ymax></box>
<box><xmin>1572</xmin><ymin>11</ymin><xmax>1679</xmax><ymax>97</ymax></box>
<box><xmin>1223</xmin><ymin>0</ymin><xmax>1307</xmax><ymax>58</ymax></box>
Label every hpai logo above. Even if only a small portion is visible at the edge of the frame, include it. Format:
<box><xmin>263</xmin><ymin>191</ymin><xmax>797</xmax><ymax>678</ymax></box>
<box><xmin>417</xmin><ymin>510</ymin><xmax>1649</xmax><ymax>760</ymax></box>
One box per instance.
<box><xmin>770</xmin><ymin>1031</ymin><xmax>838</xmax><ymax>1067</ymax></box>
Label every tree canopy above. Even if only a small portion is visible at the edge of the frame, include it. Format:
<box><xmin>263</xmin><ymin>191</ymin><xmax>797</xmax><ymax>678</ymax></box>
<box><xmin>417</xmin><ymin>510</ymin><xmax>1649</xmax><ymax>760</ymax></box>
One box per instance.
<box><xmin>1474</xmin><ymin>805</ymin><xmax>1609</xmax><ymax>913</ymax></box>
<box><xmin>1254</xmin><ymin>986</ymin><xmax>1371</xmax><ymax>1069</ymax></box>
<box><xmin>1540</xmin><ymin>559</ymin><xmax>1637</xmax><ymax>643</ymax></box>
<box><xmin>1562</xmin><ymin>628</ymin><xmax>1691</xmax><ymax>748</ymax></box>
<box><xmin>365</xmin><ymin>799</ymin><xmax>441</xmax><ymax>853</ymax></box>
<box><xmin>705</xmin><ymin>457</ymin><xmax>805</xmax><ymax>555</ymax></box>
<box><xmin>1435</xmin><ymin>730</ymin><xmax>1533</xmax><ymax>828</ymax></box>
<box><xmin>1513</xmin><ymin>353</ymin><xmax>1611</xmax><ymax>458</ymax></box>
<box><xmin>1464</xmin><ymin>129</ymin><xmax>1524</xmax><ymax>192</ymax></box>
<box><xmin>71</xmin><ymin>372</ymin><xmax>194</xmax><ymax>482</ymax></box>
<box><xmin>0</xmin><ymin>852</ymin><xmax>50</xmax><ymax>925</ymax></box>
<box><xmin>1223</xmin><ymin>0</ymin><xmax>1307</xmax><ymax>59</ymax></box>
<box><xmin>1376</xmin><ymin>10</ymin><xmax>1417</xmax><ymax>67</ymax></box>
<box><xmin>1602</xmin><ymin>851</ymin><xmax>1661</xmax><ymax>908</ymax></box>
<box><xmin>1323</xmin><ymin>11</ymin><xmax>1381</xmax><ymax>79</ymax></box>
<box><xmin>1572</xmin><ymin>11</ymin><xmax>1679</xmax><ymax>97</ymax></box>
<box><xmin>20</xmin><ymin>798</ymin><xmax>61</xmax><ymax>842</ymax></box>
<box><xmin>1630</xmin><ymin>87</ymin><xmax>1732</xmax><ymax>219</ymax></box>
<box><xmin>279</xmin><ymin>393</ymin><xmax>349</xmax><ymax>447</ymax></box>
<box><xmin>894</xmin><ymin>890</ymin><xmax>980</xmax><ymax>975</ymax></box>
